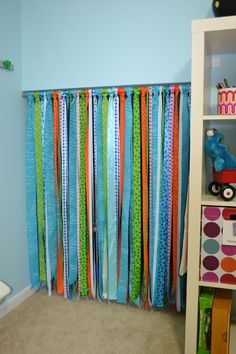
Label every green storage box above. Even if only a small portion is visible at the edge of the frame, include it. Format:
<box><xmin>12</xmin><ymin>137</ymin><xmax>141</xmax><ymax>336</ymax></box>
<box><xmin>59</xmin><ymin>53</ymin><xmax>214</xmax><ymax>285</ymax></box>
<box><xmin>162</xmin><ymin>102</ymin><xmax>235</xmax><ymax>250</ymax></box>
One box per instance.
<box><xmin>198</xmin><ymin>287</ymin><xmax>215</xmax><ymax>354</ymax></box>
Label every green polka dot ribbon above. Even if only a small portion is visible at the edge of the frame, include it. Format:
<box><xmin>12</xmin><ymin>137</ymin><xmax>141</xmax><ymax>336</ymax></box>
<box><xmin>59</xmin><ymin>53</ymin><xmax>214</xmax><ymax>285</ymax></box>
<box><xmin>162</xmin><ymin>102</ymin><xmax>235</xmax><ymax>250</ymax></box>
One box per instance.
<box><xmin>131</xmin><ymin>87</ymin><xmax>141</xmax><ymax>301</ymax></box>
<box><xmin>79</xmin><ymin>90</ymin><xmax>88</xmax><ymax>296</ymax></box>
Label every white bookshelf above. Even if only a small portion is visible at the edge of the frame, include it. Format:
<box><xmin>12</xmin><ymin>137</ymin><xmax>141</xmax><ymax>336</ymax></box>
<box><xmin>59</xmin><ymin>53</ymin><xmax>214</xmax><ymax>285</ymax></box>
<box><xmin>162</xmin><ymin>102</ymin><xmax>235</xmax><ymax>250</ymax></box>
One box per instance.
<box><xmin>203</xmin><ymin>115</ymin><xmax>236</xmax><ymax>121</ymax></box>
<box><xmin>199</xmin><ymin>281</ymin><xmax>236</xmax><ymax>291</ymax></box>
<box><xmin>201</xmin><ymin>194</ymin><xmax>236</xmax><ymax>207</ymax></box>
<box><xmin>185</xmin><ymin>16</ymin><xmax>236</xmax><ymax>354</ymax></box>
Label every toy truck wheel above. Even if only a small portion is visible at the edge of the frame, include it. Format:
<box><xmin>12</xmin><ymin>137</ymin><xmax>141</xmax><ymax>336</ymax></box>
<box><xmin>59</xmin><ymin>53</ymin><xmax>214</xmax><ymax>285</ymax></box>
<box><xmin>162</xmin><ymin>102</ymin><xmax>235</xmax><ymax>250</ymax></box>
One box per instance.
<box><xmin>220</xmin><ymin>185</ymin><xmax>236</xmax><ymax>201</ymax></box>
<box><xmin>208</xmin><ymin>181</ymin><xmax>220</xmax><ymax>196</ymax></box>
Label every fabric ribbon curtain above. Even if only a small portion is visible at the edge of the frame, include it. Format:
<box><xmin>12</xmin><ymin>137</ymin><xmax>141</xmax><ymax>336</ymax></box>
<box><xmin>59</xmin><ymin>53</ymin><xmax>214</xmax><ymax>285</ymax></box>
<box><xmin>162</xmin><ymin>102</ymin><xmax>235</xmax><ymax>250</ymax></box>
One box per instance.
<box><xmin>25</xmin><ymin>84</ymin><xmax>190</xmax><ymax>311</ymax></box>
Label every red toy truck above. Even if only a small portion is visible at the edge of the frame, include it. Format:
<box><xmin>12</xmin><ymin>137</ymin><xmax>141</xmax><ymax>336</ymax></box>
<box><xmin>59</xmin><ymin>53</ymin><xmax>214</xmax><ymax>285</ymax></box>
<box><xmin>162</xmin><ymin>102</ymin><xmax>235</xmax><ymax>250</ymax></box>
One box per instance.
<box><xmin>208</xmin><ymin>168</ymin><xmax>236</xmax><ymax>201</ymax></box>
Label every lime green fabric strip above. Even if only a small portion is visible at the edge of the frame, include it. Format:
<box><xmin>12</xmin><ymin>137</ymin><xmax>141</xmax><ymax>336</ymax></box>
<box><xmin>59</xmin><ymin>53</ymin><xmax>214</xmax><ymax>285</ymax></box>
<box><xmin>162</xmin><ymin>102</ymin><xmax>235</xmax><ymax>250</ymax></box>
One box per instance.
<box><xmin>131</xmin><ymin>87</ymin><xmax>142</xmax><ymax>301</ymax></box>
<box><xmin>79</xmin><ymin>90</ymin><xmax>88</xmax><ymax>296</ymax></box>
<box><xmin>34</xmin><ymin>92</ymin><xmax>46</xmax><ymax>282</ymax></box>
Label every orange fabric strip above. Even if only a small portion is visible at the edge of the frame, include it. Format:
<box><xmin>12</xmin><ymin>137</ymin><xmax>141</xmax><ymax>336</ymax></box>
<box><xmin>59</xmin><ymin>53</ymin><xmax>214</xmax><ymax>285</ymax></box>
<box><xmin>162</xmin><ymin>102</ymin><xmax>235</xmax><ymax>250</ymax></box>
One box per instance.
<box><xmin>140</xmin><ymin>86</ymin><xmax>149</xmax><ymax>307</ymax></box>
<box><xmin>117</xmin><ymin>88</ymin><xmax>125</xmax><ymax>281</ymax></box>
<box><xmin>172</xmin><ymin>85</ymin><xmax>180</xmax><ymax>304</ymax></box>
<box><xmin>57</xmin><ymin>242</ymin><xmax>64</xmax><ymax>295</ymax></box>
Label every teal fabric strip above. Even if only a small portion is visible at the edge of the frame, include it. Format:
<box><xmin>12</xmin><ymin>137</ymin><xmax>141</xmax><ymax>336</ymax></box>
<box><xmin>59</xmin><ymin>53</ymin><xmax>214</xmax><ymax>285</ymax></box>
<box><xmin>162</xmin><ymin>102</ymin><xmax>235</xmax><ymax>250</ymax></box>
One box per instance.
<box><xmin>44</xmin><ymin>92</ymin><xmax>57</xmax><ymax>284</ymax></box>
<box><xmin>26</xmin><ymin>93</ymin><xmax>40</xmax><ymax>288</ymax></box>
<box><xmin>107</xmin><ymin>88</ymin><xmax>117</xmax><ymax>300</ymax></box>
<box><xmin>155</xmin><ymin>86</ymin><xmax>170</xmax><ymax>307</ymax></box>
<box><xmin>176</xmin><ymin>86</ymin><xmax>183</xmax><ymax>312</ymax></box>
<box><xmin>178</xmin><ymin>84</ymin><xmax>190</xmax><ymax>311</ymax></box>
<box><xmin>117</xmin><ymin>87</ymin><xmax>133</xmax><ymax>304</ymax></box>
<box><xmin>94</xmin><ymin>89</ymin><xmax>105</xmax><ymax>299</ymax></box>
<box><xmin>68</xmin><ymin>91</ymin><xmax>78</xmax><ymax>285</ymax></box>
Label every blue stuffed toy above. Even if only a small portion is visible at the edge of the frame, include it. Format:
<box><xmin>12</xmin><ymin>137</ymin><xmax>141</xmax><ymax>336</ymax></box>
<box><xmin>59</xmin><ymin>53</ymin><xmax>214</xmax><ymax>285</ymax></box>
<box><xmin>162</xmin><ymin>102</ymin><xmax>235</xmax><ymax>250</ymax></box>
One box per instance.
<box><xmin>205</xmin><ymin>129</ymin><xmax>236</xmax><ymax>172</ymax></box>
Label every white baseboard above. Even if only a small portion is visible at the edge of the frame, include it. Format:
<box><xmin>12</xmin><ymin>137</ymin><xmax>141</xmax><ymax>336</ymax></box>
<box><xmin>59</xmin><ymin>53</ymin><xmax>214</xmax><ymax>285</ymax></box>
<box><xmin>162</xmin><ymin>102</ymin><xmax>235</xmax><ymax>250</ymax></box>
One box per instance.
<box><xmin>0</xmin><ymin>285</ymin><xmax>35</xmax><ymax>319</ymax></box>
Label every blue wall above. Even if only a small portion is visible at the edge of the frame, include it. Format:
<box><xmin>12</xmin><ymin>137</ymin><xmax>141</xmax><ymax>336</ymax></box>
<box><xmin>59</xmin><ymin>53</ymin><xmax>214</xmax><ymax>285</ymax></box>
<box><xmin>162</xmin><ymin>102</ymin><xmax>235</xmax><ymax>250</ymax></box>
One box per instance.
<box><xmin>0</xmin><ymin>0</ymin><xmax>30</xmax><ymax>297</ymax></box>
<box><xmin>21</xmin><ymin>0</ymin><xmax>213</xmax><ymax>91</ymax></box>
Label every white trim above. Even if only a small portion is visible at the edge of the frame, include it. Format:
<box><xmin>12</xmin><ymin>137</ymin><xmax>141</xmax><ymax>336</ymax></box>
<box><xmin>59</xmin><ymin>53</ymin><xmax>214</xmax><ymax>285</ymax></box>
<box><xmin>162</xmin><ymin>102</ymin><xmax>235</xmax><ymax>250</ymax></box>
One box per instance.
<box><xmin>0</xmin><ymin>285</ymin><xmax>35</xmax><ymax>319</ymax></box>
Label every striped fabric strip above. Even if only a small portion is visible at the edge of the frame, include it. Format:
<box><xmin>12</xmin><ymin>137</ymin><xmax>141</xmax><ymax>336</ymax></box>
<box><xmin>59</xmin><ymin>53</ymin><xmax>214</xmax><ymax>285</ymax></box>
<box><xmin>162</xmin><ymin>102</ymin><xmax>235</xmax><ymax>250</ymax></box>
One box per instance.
<box><xmin>102</xmin><ymin>89</ymin><xmax>108</xmax><ymax>299</ymax></box>
<box><xmin>79</xmin><ymin>90</ymin><xmax>88</xmax><ymax>297</ymax></box>
<box><xmin>34</xmin><ymin>92</ymin><xmax>46</xmax><ymax>282</ymax></box>
<box><xmin>107</xmin><ymin>88</ymin><xmax>117</xmax><ymax>300</ymax></box>
<box><xmin>26</xmin><ymin>93</ymin><xmax>40</xmax><ymax>288</ymax></box>
<box><xmin>59</xmin><ymin>92</ymin><xmax>69</xmax><ymax>298</ymax></box>
<box><xmin>117</xmin><ymin>87</ymin><xmax>133</xmax><ymax>304</ymax></box>
<box><xmin>68</xmin><ymin>91</ymin><xmax>78</xmax><ymax>286</ymax></box>
<box><xmin>114</xmin><ymin>89</ymin><xmax>120</xmax><ymax>278</ymax></box>
<box><xmin>166</xmin><ymin>86</ymin><xmax>175</xmax><ymax>300</ymax></box>
<box><xmin>131</xmin><ymin>87</ymin><xmax>141</xmax><ymax>302</ymax></box>
<box><xmin>76</xmin><ymin>91</ymin><xmax>81</xmax><ymax>298</ymax></box>
<box><xmin>85</xmin><ymin>90</ymin><xmax>92</xmax><ymax>297</ymax></box>
<box><xmin>102</xmin><ymin>89</ymin><xmax>108</xmax><ymax>217</ymax></box>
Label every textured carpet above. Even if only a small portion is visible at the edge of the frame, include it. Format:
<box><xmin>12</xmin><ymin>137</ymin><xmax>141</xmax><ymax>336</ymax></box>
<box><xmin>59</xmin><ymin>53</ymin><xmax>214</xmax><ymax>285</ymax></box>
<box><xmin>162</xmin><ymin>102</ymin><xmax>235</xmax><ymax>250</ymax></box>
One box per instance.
<box><xmin>0</xmin><ymin>289</ymin><xmax>185</xmax><ymax>354</ymax></box>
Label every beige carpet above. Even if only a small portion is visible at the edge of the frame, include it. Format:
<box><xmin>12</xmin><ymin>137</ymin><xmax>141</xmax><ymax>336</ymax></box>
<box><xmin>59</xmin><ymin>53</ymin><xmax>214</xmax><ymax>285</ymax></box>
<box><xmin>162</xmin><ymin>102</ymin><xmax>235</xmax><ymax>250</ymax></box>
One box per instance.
<box><xmin>0</xmin><ymin>289</ymin><xmax>185</xmax><ymax>354</ymax></box>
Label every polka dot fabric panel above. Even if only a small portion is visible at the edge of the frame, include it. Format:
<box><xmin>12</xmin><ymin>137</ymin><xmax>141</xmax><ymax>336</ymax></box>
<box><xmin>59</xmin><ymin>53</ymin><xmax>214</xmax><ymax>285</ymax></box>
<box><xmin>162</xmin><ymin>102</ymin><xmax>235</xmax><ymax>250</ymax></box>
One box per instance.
<box><xmin>200</xmin><ymin>206</ymin><xmax>236</xmax><ymax>285</ymax></box>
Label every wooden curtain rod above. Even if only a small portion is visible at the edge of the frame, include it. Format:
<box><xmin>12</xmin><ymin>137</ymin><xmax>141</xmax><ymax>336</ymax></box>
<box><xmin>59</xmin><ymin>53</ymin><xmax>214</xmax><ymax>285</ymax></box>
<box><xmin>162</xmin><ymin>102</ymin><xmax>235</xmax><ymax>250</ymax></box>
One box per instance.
<box><xmin>22</xmin><ymin>81</ymin><xmax>191</xmax><ymax>97</ymax></box>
